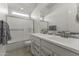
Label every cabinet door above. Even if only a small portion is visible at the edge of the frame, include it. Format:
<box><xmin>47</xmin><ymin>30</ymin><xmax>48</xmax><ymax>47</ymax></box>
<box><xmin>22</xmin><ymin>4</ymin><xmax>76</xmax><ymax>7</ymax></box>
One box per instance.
<box><xmin>41</xmin><ymin>39</ymin><xmax>55</xmax><ymax>56</ymax></box>
<box><xmin>41</xmin><ymin>39</ymin><xmax>54</xmax><ymax>51</ymax></box>
<box><xmin>31</xmin><ymin>36</ymin><xmax>40</xmax><ymax>45</ymax></box>
<box><xmin>41</xmin><ymin>39</ymin><xmax>78</xmax><ymax>56</ymax></box>
<box><xmin>31</xmin><ymin>43</ymin><xmax>40</xmax><ymax>56</ymax></box>
<box><xmin>50</xmin><ymin>44</ymin><xmax>78</xmax><ymax>56</ymax></box>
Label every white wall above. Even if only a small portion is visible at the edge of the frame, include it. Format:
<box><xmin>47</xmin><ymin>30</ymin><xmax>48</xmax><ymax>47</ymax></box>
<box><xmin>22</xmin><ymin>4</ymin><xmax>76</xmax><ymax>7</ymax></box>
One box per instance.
<box><xmin>31</xmin><ymin>3</ymin><xmax>48</xmax><ymax>20</ymax></box>
<box><xmin>45</xmin><ymin>3</ymin><xmax>78</xmax><ymax>32</ymax></box>
<box><xmin>0</xmin><ymin>3</ymin><xmax>8</xmax><ymax>21</ymax></box>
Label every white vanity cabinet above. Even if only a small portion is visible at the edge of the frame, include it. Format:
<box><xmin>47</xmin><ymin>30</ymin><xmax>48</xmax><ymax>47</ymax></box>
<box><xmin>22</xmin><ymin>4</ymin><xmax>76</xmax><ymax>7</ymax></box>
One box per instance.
<box><xmin>31</xmin><ymin>34</ymin><xmax>79</xmax><ymax>56</ymax></box>
<box><xmin>31</xmin><ymin>36</ymin><xmax>54</xmax><ymax>56</ymax></box>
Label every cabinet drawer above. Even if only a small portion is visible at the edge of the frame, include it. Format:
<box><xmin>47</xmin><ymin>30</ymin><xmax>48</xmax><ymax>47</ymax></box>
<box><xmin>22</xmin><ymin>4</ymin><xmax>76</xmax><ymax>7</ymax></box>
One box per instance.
<box><xmin>31</xmin><ymin>45</ymin><xmax>40</xmax><ymax>56</ymax></box>
<box><xmin>41</xmin><ymin>39</ymin><xmax>54</xmax><ymax>50</ymax></box>
<box><xmin>33</xmin><ymin>44</ymin><xmax>40</xmax><ymax>52</ymax></box>
<box><xmin>31</xmin><ymin>36</ymin><xmax>40</xmax><ymax>44</ymax></box>
<box><xmin>40</xmin><ymin>47</ymin><xmax>52</xmax><ymax>56</ymax></box>
<box><xmin>41</xmin><ymin>39</ymin><xmax>78</xmax><ymax>56</ymax></box>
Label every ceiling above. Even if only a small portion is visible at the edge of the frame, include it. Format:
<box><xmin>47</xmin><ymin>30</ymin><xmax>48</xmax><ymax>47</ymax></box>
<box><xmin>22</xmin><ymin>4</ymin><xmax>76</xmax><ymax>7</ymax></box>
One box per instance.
<box><xmin>8</xmin><ymin>3</ymin><xmax>38</xmax><ymax>14</ymax></box>
<box><xmin>8</xmin><ymin>3</ymin><xmax>58</xmax><ymax>19</ymax></box>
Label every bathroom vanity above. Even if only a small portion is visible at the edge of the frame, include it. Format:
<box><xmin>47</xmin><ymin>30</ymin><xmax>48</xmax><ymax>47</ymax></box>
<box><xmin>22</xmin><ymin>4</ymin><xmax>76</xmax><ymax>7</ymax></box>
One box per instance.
<box><xmin>31</xmin><ymin>33</ymin><xmax>79</xmax><ymax>56</ymax></box>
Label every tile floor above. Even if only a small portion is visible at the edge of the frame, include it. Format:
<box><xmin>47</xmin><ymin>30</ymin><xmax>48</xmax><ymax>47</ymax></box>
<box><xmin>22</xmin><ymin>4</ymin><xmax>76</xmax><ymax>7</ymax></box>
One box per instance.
<box><xmin>5</xmin><ymin>47</ymin><xmax>33</xmax><ymax>56</ymax></box>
